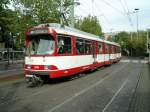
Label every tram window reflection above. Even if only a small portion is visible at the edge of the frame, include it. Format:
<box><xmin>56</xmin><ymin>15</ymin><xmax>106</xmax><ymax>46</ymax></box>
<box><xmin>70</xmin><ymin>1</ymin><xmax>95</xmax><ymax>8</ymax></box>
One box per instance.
<box><xmin>58</xmin><ymin>35</ymin><xmax>71</xmax><ymax>54</ymax></box>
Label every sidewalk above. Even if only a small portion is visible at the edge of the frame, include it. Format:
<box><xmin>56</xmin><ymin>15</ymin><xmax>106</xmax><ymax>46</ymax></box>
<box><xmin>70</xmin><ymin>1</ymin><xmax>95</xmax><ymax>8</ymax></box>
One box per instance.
<box><xmin>0</xmin><ymin>60</ymin><xmax>24</xmax><ymax>83</ymax></box>
<box><xmin>128</xmin><ymin>63</ymin><xmax>150</xmax><ymax>112</ymax></box>
<box><xmin>0</xmin><ymin>60</ymin><xmax>24</xmax><ymax>71</ymax></box>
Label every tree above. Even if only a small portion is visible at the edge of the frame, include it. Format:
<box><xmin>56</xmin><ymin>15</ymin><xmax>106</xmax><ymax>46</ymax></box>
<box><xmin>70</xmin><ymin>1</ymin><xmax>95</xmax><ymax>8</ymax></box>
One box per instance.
<box><xmin>9</xmin><ymin>0</ymin><xmax>72</xmax><ymax>49</ymax></box>
<box><xmin>11</xmin><ymin>0</ymin><xmax>72</xmax><ymax>24</ymax></box>
<box><xmin>0</xmin><ymin>0</ymin><xmax>12</xmax><ymax>43</ymax></box>
<box><xmin>115</xmin><ymin>31</ymin><xmax>147</xmax><ymax>56</ymax></box>
<box><xmin>75</xmin><ymin>15</ymin><xmax>102</xmax><ymax>36</ymax></box>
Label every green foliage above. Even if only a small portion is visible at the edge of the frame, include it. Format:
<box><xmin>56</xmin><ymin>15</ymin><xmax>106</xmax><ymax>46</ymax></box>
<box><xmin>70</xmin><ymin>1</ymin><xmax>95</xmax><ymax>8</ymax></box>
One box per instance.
<box><xmin>75</xmin><ymin>15</ymin><xmax>102</xmax><ymax>36</ymax></box>
<box><xmin>0</xmin><ymin>0</ymin><xmax>72</xmax><ymax>49</ymax></box>
<box><xmin>0</xmin><ymin>0</ymin><xmax>11</xmax><ymax>42</ymax></box>
<box><xmin>11</xmin><ymin>0</ymin><xmax>72</xmax><ymax>24</ymax></box>
<box><xmin>114</xmin><ymin>31</ymin><xmax>147</xmax><ymax>56</ymax></box>
<box><xmin>0</xmin><ymin>0</ymin><xmax>147</xmax><ymax>57</ymax></box>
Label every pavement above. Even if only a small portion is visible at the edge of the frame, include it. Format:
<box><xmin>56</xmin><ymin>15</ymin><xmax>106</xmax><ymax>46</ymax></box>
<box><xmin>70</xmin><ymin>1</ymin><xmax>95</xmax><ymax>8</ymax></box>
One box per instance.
<box><xmin>0</xmin><ymin>60</ymin><xmax>24</xmax><ymax>83</ymax></box>
<box><xmin>0</xmin><ymin>60</ymin><xmax>24</xmax><ymax>71</ymax></box>
<box><xmin>0</xmin><ymin>59</ymin><xmax>149</xmax><ymax>112</ymax></box>
<box><xmin>128</xmin><ymin>63</ymin><xmax>150</xmax><ymax>112</ymax></box>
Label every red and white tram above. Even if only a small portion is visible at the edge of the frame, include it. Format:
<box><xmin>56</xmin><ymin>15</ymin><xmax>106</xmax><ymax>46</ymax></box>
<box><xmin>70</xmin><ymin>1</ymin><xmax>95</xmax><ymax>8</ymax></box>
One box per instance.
<box><xmin>25</xmin><ymin>23</ymin><xmax>121</xmax><ymax>84</ymax></box>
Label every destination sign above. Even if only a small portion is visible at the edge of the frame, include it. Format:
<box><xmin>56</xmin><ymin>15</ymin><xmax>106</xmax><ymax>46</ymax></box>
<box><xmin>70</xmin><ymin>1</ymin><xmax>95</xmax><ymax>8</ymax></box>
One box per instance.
<box><xmin>30</xmin><ymin>29</ymin><xmax>49</xmax><ymax>35</ymax></box>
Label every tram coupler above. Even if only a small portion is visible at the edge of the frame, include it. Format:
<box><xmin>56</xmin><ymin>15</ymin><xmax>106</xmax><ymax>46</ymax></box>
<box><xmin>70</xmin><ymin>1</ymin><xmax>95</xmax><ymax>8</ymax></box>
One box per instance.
<box><xmin>26</xmin><ymin>74</ymin><xmax>43</xmax><ymax>87</ymax></box>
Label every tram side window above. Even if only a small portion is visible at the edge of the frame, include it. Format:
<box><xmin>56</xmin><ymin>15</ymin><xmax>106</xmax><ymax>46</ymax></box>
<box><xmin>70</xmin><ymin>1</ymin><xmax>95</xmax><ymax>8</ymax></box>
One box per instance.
<box><xmin>76</xmin><ymin>39</ymin><xmax>85</xmax><ymax>54</ymax></box>
<box><xmin>85</xmin><ymin>40</ymin><xmax>92</xmax><ymax>54</ymax></box>
<box><xmin>119</xmin><ymin>47</ymin><xmax>121</xmax><ymax>53</ymax></box>
<box><xmin>106</xmin><ymin>44</ymin><xmax>110</xmax><ymax>54</ymax></box>
<box><xmin>116</xmin><ymin>47</ymin><xmax>118</xmax><ymax>53</ymax></box>
<box><xmin>114</xmin><ymin>46</ymin><xmax>117</xmax><ymax>54</ymax></box>
<box><xmin>99</xmin><ymin>42</ymin><xmax>102</xmax><ymax>54</ymax></box>
<box><xmin>112</xmin><ymin>46</ymin><xmax>114</xmax><ymax>54</ymax></box>
<box><xmin>58</xmin><ymin>35</ymin><xmax>71</xmax><ymax>54</ymax></box>
<box><xmin>113</xmin><ymin>46</ymin><xmax>115</xmax><ymax>54</ymax></box>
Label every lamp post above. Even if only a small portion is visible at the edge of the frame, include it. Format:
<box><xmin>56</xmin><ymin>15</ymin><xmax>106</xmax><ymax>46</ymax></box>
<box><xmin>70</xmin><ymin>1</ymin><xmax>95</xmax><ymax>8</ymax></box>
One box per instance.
<box><xmin>134</xmin><ymin>8</ymin><xmax>139</xmax><ymax>40</ymax></box>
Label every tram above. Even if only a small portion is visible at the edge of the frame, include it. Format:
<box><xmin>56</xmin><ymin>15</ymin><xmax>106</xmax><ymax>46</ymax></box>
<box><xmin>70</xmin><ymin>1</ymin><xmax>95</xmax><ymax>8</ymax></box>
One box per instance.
<box><xmin>25</xmin><ymin>23</ymin><xmax>121</xmax><ymax>85</ymax></box>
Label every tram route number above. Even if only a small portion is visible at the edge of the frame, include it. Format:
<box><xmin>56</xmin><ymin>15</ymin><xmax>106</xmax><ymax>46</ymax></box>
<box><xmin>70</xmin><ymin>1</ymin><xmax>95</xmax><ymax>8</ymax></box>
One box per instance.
<box><xmin>30</xmin><ymin>29</ymin><xmax>48</xmax><ymax>35</ymax></box>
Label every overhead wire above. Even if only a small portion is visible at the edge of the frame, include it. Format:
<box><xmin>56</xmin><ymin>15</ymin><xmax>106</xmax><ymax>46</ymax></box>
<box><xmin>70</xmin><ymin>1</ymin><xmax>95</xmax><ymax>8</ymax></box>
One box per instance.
<box><xmin>93</xmin><ymin>0</ymin><xmax>113</xmax><ymax>31</ymax></box>
<box><xmin>118</xmin><ymin>0</ymin><xmax>134</xmax><ymax>27</ymax></box>
<box><xmin>93</xmin><ymin>1</ymin><xmax>112</xmax><ymax>25</ymax></box>
<box><xmin>75</xmin><ymin>3</ymin><xmax>90</xmax><ymax>17</ymax></box>
<box><xmin>99</xmin><ymin>0</ymin><xmax>134</xmax><ymax>30</ymax></box>
<box><xmin>100</xmin><ymin>0</ymin><xmax>125</xmax><ymax>15</ymax></box>
<box><xmin>123</xmin><ymin>0</ymin><xmax>134</xmax><ymax>24</ymax></box>
<box><xmin>75</xmin><ymin>0</ymin><xmax>91</xmax><ymax>16</ymax></box>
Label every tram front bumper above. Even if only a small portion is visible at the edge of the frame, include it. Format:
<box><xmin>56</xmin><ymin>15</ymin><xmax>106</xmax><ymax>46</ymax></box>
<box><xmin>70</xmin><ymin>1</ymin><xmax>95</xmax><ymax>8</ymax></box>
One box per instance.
<box><xmin>25</xmin><ymin>70</ymin><xmax>50</xmax><ymax>77</ymax></box>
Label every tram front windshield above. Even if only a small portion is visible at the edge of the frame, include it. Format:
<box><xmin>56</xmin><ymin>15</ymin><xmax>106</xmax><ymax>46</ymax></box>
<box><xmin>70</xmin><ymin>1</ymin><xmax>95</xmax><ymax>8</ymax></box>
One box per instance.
<box><xmin>26</xmin><ymin>35</ymin><xmax>55</xmax><ymax>55</ymax></box>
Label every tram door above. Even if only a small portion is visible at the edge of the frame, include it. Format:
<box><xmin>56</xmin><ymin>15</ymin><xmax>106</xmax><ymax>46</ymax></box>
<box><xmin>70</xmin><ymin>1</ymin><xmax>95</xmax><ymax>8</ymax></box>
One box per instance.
<box><xmin>92</xmin><ymin>41</ymin><xmax>97</xmax><ymax>63</ymax></box>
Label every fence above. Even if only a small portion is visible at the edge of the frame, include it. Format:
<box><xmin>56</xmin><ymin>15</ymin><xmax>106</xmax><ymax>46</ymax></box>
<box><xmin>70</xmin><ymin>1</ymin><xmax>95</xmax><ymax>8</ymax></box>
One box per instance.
<box><xmin>0</xmin><ymin>49</ymin><xmax>25</xmax><ymax>62</ymax></box>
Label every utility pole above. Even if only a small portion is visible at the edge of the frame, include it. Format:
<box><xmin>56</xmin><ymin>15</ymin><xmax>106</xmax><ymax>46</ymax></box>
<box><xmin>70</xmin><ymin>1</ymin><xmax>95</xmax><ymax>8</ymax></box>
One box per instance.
<box><xmin>60</xmin><ymin>0</ymin><xmax>63</xmax><ymax>26</ymax></box>
<box><xmin>60</xmin><ymin>0</ymin><xmax>79</xmax><ymax>27</ymax></box>
<box><xmin>92</xmin><ymin>0</ymin><xmax>94</xmax><ymax>16</ymax></box>
<box><xmin>70</xmin><ymin>0</ymin><xmax>80</xmax><ymax>28</ymax></box>
<box><xmin>70</xmin><ymin>0</ymin><xmax>75</xmax><ymax>27</ymax></box>
<box><xmin>134</xmin><ymin>8</ymin><xmax>139</xmax><ymax>40</ymax></box>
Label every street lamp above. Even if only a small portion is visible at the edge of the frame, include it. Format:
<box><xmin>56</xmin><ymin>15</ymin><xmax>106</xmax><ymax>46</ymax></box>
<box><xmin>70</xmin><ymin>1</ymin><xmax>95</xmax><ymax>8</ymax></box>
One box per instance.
<box><xmin>134</xmin><ymin>8</ymin><xmax>139</xmax><ymax>40</ymax></box>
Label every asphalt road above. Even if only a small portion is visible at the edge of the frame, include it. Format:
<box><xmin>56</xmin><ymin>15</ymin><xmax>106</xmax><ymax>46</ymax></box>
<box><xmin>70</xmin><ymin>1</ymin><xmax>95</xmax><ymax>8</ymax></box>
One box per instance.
<box><xmin>0</xmin><ymin>60</ymin><xmax>149</xmax><ymax>112</ymax></box>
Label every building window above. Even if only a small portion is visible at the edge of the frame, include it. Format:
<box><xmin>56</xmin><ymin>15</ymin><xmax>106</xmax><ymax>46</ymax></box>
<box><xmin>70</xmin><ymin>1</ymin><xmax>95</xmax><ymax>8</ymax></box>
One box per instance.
<box><xmin>57</xmin><ymin>35</ymin><xmax>71</xmax><ymax>54</ymax></box>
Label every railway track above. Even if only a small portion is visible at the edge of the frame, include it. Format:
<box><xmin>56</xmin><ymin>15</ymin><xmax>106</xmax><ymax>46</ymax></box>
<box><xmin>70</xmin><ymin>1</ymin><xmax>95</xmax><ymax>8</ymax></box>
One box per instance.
<box><xmin>0</xmin><ymin>62</ymin><xmax>128</xmax><ymax>111</ymax></box>
<box><xmin>0</xmin><ymin>61</ymin><xmax>149</xmax><ymax>112</ymax></box>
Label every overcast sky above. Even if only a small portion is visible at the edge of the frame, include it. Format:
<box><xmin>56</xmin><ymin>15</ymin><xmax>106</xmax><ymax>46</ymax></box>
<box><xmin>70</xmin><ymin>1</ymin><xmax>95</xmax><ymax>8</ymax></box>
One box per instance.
<box><xmin>74</xmin><ymin>0</ymin><xmax>150</xmax><ymax>33</ymax></box>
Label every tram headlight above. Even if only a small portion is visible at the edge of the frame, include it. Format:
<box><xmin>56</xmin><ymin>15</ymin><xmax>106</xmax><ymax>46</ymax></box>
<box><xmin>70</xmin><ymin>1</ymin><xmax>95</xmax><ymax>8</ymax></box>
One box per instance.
<box><xmin>44</xmin><ymin>65</ymin><xmax>49</xmax><ymax>70</ymax></box>
<box><xmin>27</xmin><ymin>65</ymin><xmax>31</xmax><ymax>69</ymax></box>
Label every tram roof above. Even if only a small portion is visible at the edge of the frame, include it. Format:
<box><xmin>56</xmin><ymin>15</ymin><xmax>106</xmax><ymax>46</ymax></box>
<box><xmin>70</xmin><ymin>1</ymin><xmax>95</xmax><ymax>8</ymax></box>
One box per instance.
<box><xmin>37</xmin><ymin>23</ymin><xmax>120</xmax><ymax>47</ymax></box>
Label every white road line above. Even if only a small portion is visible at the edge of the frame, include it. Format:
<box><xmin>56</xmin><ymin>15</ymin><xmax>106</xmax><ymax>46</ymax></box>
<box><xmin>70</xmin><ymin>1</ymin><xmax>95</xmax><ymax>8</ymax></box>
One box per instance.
<box><xmin>120</xmin><ymin>59</ymin><xmax>148</xmax><ymax>63</ymax></box>
<box><xmin>140</xmin><ymin>60</ymin><xmax>148</xmax><ymax>63</ymax></box>
<box><xmin>120</xmin><ymin>60</ymin><xmax>130</xmax><ymax>62</ymax></box>
<box><xmin>48</xmin><ymin>63</ymin><xmax>129</xmax><ymax>112</ymax></box>
<box><xmin>102</xmin><ymin>79</ymin><xmax>128</xmax><ymax>112</ymax></box>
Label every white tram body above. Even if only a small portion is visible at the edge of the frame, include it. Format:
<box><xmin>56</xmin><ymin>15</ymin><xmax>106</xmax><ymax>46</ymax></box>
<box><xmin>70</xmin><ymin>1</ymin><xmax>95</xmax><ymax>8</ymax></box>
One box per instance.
<box><xmin>25</xmin><ymin>23</ymin><xmax>121</xmax><ymax>79</ymax></box>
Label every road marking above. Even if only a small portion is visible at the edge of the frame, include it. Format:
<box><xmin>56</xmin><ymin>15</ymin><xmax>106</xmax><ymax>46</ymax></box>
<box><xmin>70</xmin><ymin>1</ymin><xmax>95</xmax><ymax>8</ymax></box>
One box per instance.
<box><xmin>140</xmin><ymin>60</ymin><xmax>148</xmax><ymax>63</ymax></box>
<box><xmin>120</xmin><ymin>59</ymin><xmax>148</xmax><ymax>63</ymax></box>
<box><xmin>120</xmin><ymin>60</ymin><xmax>130</xmax><ymax>62</ymax></box>
<box><xmin>132</xmin><ymin>60</ymin><xmax>139</xmax><ymax>63</ymax></box>
<box><xmin>48</xmin><ymin>63</ymin><xmax>129</xmax><ymax>112</ymax></box>
<box><xmin>102</xmin><ymin>79</ymin><xmax>128</xmax><ymax>112</ymax></box>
